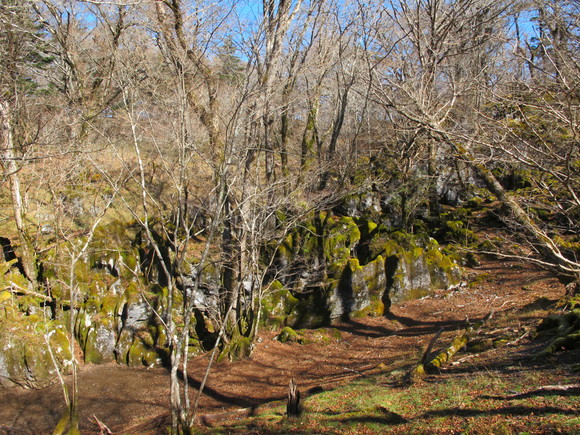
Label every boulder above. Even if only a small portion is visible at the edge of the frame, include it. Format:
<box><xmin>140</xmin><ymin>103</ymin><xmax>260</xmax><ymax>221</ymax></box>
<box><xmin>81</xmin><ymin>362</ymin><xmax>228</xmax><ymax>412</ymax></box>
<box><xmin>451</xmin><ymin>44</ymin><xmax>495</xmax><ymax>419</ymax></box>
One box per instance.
<box><xmin>275</xmin><ymin>220</ymin><xmax>462</xmax><ymax>327</ymax></box>
<box><xmin>0</xmin><ymin>310</ymin><xmax>71</xmax><ymax>389</ymax></box>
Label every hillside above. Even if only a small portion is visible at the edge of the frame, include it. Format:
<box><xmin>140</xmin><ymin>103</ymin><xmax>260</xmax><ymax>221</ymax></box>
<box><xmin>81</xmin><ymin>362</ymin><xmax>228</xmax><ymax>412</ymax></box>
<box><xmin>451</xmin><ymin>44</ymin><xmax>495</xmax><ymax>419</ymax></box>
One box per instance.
<box><xmin>1</xmin><ymin>2</ymin><xmax>579</xmax><ymax>434</ymax></box>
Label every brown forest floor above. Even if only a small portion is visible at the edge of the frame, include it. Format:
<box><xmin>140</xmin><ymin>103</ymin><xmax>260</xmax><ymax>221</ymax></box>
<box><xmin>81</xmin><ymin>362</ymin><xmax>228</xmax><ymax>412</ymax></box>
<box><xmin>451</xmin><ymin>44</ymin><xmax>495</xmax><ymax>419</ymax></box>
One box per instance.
<box><xmin>0</xmin><ymin>258</ymin><xmax>578</xmax><ymax>434</ymax></box>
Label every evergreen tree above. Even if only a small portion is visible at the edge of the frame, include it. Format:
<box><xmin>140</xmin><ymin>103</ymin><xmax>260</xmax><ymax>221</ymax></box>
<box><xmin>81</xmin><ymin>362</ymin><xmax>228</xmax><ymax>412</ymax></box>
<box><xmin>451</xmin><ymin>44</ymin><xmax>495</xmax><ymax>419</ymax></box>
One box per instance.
<box><xmin>217</xmin><ymin>36</ymin><xmax>244</xmax><ymax>83</ymax></box>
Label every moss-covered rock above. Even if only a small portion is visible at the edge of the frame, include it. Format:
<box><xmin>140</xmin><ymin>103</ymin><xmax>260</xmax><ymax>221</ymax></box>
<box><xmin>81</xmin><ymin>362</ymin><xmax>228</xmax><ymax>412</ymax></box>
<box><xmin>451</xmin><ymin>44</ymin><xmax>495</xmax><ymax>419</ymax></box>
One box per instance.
<box><xmin>260</xmin><ymin>281</ymin><xmax>300</xmax><ymax>330</ymax></box>
<box><xmin>271</xmin><ymin>216</ymin><xmax>461</xmax><ymax>327</ymax></box>
<box><xmin>275</xmin><ymin>326</ymin><xmax>302</xmax><ymax>343</ymax></box>
<box><xmin>384</xmin><ymin>232</ymin><xmax>462</xmax><ymax>306</ymax></box>
<box><xmin>127</xmin><ymin>332</ymin><xmax>160</xmax><ymax>367</ymax></box>
<box><xmin>327</xmin><ymin>257</ymin><xmax>386</xmax><ymax>320</ymax></box>
<box><xmin>323</xmin><ymin>215</ymin><xmax>361</xmax><ymax>270</ymax></box>
<box><xmin>0</xmin><ymin>307</ymin><xmax>72</xmax><ymax>389</ymax></box>
<box><xmin>286</xmin><ymin>288</ymin><xmax>331</xmax><ymax>329</ymax></box>
<box><xmin>219</xmin><ymin>333</ymin><xmax>254</xmax><ymax>362</ymax></box>
<box><xmin>83</xmin><ymin>320</ymin><xmax>117</xmax><ymax>364</ymax></box>
<box><xmin>535</xmin><ymin>309</ymin><xmax>580</xmax><ymax>356</ymax></box>
<box><xmin>0</xmin><ymin>264</ymin><xmax>74</xmax><ymax>388</ymax></box>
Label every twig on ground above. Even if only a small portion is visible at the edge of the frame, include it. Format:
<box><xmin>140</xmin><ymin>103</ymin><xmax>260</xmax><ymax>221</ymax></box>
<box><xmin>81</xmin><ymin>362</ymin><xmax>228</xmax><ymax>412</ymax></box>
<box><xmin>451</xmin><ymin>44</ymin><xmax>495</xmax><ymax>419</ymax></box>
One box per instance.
<box><xmin>92</xmin><ymin>415</ymin><xmax>113</xmax><ymax>435</ymax></box>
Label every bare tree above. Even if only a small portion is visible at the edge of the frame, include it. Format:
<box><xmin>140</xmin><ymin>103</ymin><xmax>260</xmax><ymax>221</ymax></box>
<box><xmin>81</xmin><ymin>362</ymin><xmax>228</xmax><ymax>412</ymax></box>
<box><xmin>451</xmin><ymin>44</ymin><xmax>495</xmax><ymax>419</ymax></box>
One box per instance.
<box><xmin>465</xmin><ymin>0</ymin><xmax>580</xmax><ymax>280</ymax></box>
<box><xmin>0</xmin><ymin>0</ymin><xmax>49</xmax><ymax>283</ymax></box>
<box><xmin>361</xmin><ymin>0</ymin><xmax>580</xmax><ymax>281</ymax></box>
<box><xmin>364</xmin><ymin>0</ymin><xmax>511</xmax><ymax>216</ymax></box>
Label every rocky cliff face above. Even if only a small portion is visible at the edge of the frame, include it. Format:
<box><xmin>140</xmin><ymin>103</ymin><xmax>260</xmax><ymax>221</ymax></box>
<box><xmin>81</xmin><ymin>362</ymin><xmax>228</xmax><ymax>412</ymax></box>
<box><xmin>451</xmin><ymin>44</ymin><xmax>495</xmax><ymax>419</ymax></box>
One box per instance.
<box><xmin>265</xmin><ymin>213</ymin><xmax>461</xmax><ymax>329</ymax></box>
<box><xmin>0</xmin><ymin>212</ymin><xmax>462</xmax><ymax>388</ymax></box>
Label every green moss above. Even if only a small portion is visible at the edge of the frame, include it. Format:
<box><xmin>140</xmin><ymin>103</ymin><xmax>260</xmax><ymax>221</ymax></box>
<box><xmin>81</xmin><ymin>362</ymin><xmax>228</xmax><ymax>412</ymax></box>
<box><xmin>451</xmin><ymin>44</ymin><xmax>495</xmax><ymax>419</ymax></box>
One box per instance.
<box><xmin>442</xmin><ymin>220</ymin><xmax>477</xmax><ymax>244</ymax></box>
<box><xmin>0</xmin><ymin>313</ymin><xmax>72</xmax><ymax>388</ymax></box>
<box><xmin>261</xmin><ymin>282</ymin><xmax>300</xmax><ymax>330</ymax></box>
<box><xmin>100</xmin><ymin>293</ymin><xmax>123</xmax><ymax>315</ymax></box>
<box><xmin>338</xmin><ymin>216</ymin><xmax>361</xmax><ymax>245</ymax></box>
<box><xmin>350</xmin><ymin>300</ymin><xmax>385</xmax><ymax>318</ymax></box>
<box><xmin>152</xmin><ymin>322</ymin><xmax>169</xmax><ymax>348</ymax></box>
<box><xmin>119</xmin><ymin>250</ymin><xmax>139</xmax><ymax>276</ymax></box>
<box><xmin>390</xmin><ymin>231</ymin><xmax>411</xmax><ymax>247</ymax></box>
<box><xmin>83</xmin><ymin>317</ymin><xmax>117</xmax><ymax>364</ymax></box>
<box><xmin>403</xmin><ymin>287</ymin><xmax>433</xmax><ymax>300</ymax></box>
<box><xmin>382</xmin><ymin>239</ymin><xmax>401</xmax><ymax>257</ymax></box>
<box><xmin>366</xmin><ymin>220</ymin><xmax>378</xmax><ymax>235</ymax></box>
<box><xmin>447</xmin><ymin>207</ymin><xmax>471</xmax><ymax>220</ymax></box>
<box><xmin>321</xmin><ymin>215</ymin><xmax>361</xmax><ymax>271</ymax></box>
<box><xmin>220</xmin><ymin>335</ymin><xmax>253</xmax><ymax>362</ymax></box>
<box><xmin>468</xmin><ymin>273</ymin><xmax>491</xmax><ymax>288</ymax></box>
<box><xmin>287</xmin><ymin>289</ymin><xmax>331</xmax><ymax>329</ymax></box>
<box><xmin>278</xmin><ymin>233</ymin><xmax>294</xmax><ymax>262</ymax></box>
<box><xmin>348</xmin><ymin>257</ymin><xmax>362</xmax><ymax>273</ymax></box>
<box><xmin>127</xmin><ymin>332</ymin><xmax>159</xmax><ymax>367</ymax></box>
<box><xmin>0</xmin><ymin>290</ymin><xmax>11</xmax><ymax>304</ymax></box>
<box><xmin>466</xmin><ymin>197</ymin><xmax>484</xmax><ymax>209</ymax></box>
<box><xmin>567</xmin><ymin>296</ymin><xmax>580</xmax><ymax>310</ymax></box>
<box><xmin>276</xmin><ymin>326</ymin><xmax>301</xmax><ymax>343</ymax></box>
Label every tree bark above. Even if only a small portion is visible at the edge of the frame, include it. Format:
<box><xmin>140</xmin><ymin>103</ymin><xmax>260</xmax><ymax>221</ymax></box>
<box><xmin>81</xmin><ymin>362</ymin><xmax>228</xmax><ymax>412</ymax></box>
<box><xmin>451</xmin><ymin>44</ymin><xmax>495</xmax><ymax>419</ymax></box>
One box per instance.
<box><xmin>287</xmin><ymin>378</ymin><xmax>302</xmax><ymax>417</ymax></box>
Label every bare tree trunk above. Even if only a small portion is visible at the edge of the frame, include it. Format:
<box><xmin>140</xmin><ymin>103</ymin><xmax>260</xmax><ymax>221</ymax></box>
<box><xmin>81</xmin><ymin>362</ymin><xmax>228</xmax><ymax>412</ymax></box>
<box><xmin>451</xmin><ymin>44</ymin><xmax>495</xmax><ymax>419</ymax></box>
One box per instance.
<box><xmin>320</xmin><ymin>76</ymin><xmax>353</xmax><ymax>190</ymax></box>
<box><xmin>0</xmin><ymin>100</ymin><xmax>37</xmax><ymax>283</ymax></box>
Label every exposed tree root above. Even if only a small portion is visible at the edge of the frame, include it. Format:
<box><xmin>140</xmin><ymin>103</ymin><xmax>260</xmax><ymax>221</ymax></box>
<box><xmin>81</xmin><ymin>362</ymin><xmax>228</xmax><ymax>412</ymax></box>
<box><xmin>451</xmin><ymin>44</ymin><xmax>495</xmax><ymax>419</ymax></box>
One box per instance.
<box><xmin>409</xmin><ymin>311</ymin><xmax>493</xmax><ymax>382</ymax></box>
<box><xmin>536</xmin><ymin>309</ymin><xmax>580</xmax><ymax>357</ymax></box>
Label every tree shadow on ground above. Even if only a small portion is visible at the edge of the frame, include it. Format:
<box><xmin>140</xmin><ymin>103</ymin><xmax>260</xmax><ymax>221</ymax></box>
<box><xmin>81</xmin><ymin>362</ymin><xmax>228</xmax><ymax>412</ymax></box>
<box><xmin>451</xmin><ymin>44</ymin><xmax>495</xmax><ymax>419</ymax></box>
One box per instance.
<box><xmin>438</xmin><ymin>339</ymin><xmax>580</xmax><ymax>378</ymax></box>
<box><xmin>519</xmin><ymin>296</ymin><xmax>559</xmax><ymax>313</ymax></box>
<box><xmin>336</xmin><ymin>414</ymin><xmax>408</xmax><ymax>426</ymax></box>
<box><xmin>481</xmin><ymin>386</ymin><xmax>580</xmax><ymax>401</ymax></box>
<box><xmin>334</xmin><ymin>318</ymin><xmax>393</xmax><ymax>338</ymax></box>
<box><xmin>385</xmin><ymin>309</ymin><xmax>471</xmax><ymax>336</ymax></box>
<box><xmin>175</xmin><ymin>369</ymin><xmax>258</xmax><ymax>409</ymax></box>
<box><xmin>331</xmin><ymin>407</ymin><xmax>408</xmax><ymax>425</ymax></box>
<box><xmin>417</xmin><ymin>405</ymin><xmax>578</xmax><ymax>419</ymax></box>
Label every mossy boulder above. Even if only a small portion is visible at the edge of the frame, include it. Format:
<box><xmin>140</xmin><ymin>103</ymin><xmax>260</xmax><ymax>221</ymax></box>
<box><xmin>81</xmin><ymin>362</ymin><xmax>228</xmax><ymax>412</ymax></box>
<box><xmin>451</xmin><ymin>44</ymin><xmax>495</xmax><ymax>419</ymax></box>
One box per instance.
<box><xmin>327</xmin><ymin>257</ymin><xmax>387</xmax><ymax>320</ymax></box>
<box><xmin>62</xmin><ymin>220</ymin><xmax>176</xmax><ymax>367</ymax></box>
<box><xmin>352</xmin><ymin>230</ymin><xmax>464</xmax><ymax>307</ymax></box>
<box><xmin>127</xmin><ymin>332</ymin><xmax>161</xmax><ymax>367</ymax></box>
<box><xmin>275</xmin><ymin>326</ymin><xmax>302</xmax><ymax>343</ymax></box>
<box><xmin>90</xmin><ymin>220</ymin><xmax>142</xmax><ymax>280</ymax></box>
<box><xmin>284</xmin><ymin>255</ymin><xmax>389</xmax><ymax>328</ymax></box>
<box><xmin>77</xmin><ymin>286</ymin><xmax>167</xmax><ymax>366</ymax></box>
<box><xmin>72</xmin><ymin>252</ymin><xmax>168</xmax><ymax>366</ymax></box>
<box><xmin>286</xmin><ymin>288</ymin><xmax>331</xmax><ymax>329</ymax></box>
<box><xmin>384</xmin><ymin>233</ymin><xmax>462</xmax><ymax>305</ymax></box>
<box><xmin>260</xmin><ymin>281</ymin><xmax>300</xmax><ymax>330</ymax></box>
<box><xmin>219</xmin><ymin>334</ymin><xmax>254</xmax><ymax>362</ymax></box>
<box><xmin>275</xmin><ymin>212</ymin><xmax>361</xmax><ymax>288</ymax></box>
<box><xmin>0</xmin><ymin>306</ymin><xmax>72</xmax><ymax>389</ymax></box>
<box><xmin>350</xmin><ymin>256</ymin><xmax>387</xmax><ymax>317</ymax></box>
<box><xmin>323</xmin><ymin>215</ymin><xmax>361</xmax><ymax>277</ymax></box>
<box><xmin>0</xmin><ymin>264</ymin><xmax>73</xmax><ymax>389</ymax></box>
<box><xmin>83</xmin><ymin>321</ymin><xmax>117</xmax><ymax>364</ymax></box>
<box><xmin>271</xmin><ymin>217</ymin><xmax>461</xmax><ymax>328</ymax></box>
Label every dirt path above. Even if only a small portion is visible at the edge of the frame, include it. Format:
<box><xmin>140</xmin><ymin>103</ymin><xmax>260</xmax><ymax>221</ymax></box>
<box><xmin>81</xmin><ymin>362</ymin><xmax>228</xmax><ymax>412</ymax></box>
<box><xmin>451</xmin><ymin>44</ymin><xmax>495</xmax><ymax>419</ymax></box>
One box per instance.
<box><xmin>0</xmin><ymin>260</ymin><xmax>567</xmax><ymax>434</ymax></box>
